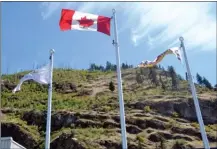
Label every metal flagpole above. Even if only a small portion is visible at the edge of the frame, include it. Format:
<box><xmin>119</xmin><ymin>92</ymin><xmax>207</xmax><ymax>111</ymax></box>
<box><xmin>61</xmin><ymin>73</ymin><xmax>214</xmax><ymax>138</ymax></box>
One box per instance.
<box><xmin>112</xmin><ymin>9</ymin><xmax>128</xmax><ymax>149</ymax></box>
<box><xmin>45</xmin><ymin>49</ymin><xmax>55</xmax><ymax>149</ymax></box>
<box><xmin>179</xmin><ymin>37</ymin><xmax>210</xmax><ymax>149</ymax></box>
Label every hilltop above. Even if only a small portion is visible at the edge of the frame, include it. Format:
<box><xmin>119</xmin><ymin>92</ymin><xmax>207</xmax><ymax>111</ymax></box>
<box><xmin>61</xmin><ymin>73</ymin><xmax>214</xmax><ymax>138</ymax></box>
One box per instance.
<box><xmin>1</xmin><ymin>66</ymin><xmax>217</xmax><ymax>149</ymax></box>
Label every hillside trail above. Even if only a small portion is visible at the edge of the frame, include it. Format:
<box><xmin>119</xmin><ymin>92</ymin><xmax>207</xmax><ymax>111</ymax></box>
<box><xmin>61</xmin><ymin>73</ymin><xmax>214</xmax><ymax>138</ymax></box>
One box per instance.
<box><xmin>89</xmin><ymin>71</ymin><xmax>137</xmax><ymax>97</ymax></box>
<box><xmin>89</xmin><ymin>76</ymin><xmax>111</xmax><ymax>97</ymax></box>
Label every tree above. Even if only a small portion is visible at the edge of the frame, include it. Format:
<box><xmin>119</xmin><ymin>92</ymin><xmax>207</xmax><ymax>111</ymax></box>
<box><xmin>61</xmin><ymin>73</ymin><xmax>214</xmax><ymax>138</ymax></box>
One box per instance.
<box><xmin>136</xmin><ymin>71</ymin><xmax>145</xmax><ymax>84</ymax></box>
<box><xmin>122</xmin><ymin>63</ymin><xmax>126</xmax><ymax>69</ymax></box>
<box><xmin>159</xmin><ymin>74</ymin><xmax>166</xmax><ymax>90</ymax></box>
<box><xmin>196</xmin><ymin>73</ymin><xmax>203</xmax><ymax>85</ymax></box>
<box><xmin>122</xmin><ymin>62</ymin><xmax>130</xmax><ymax>69</ymax></box>
<box><xmin>153</xmin><ymin>65</ymin><xmax>158</xmax><ymax>69</ymax></box>
<box><xmin>109</xmin><ymin>81</ymin><xmax>115</xmax><ymax>92</ymax></box>
<box><xmin>89</xmin><ymin>63</ymin><xmax>105</xmax><ymax>71</ymax></box>
<box><xmin>89</xmin><ymin>63</ymin><xmax>96</xmax><ymax>71</ymax></box>
<box><xmin>148</xmin><ymin>68</ymin><xmax>159</xmax><ymax>86</ymax></box>
<box><xmin>99</xmin><ymin>65</ymin><xmax>105</xmax><ymax>71</ymax></box>
<box><xmin>171</xmin><ymin>139</ymin><xmax>187</xmax><ymax>149</ymax></box>
<box><xmin>121</xmin><ymin>62</ymin><xmax>133</xmax><ymax>69</ymax></box>
<box><xmin>214</xmin><ymin>84</ymin><xmax>217</xmax><ymax>91</ymax></box>
<box><xmin>161</xmin><ymin>67</ymin><xmax>168</xmax><ymax>80</ymax></box>
<box><xmin>161</xmin><ymin>66</ymin><xmax>165</xmax><ymax>71</ymax></box>
<box><xmin>202</xmin><ymin>77</ymin><xmax>213</xmax><ymax>89</ymax></box>
<box><xmin>168</xmin><ymin>66</ymin><xmax>178</xmax><ymax>90</ymax></box>
<box><xmin>140</xmin><ymin>67</ymin><xmax>145</xmax><ymax>75</ymax></box>
<box><xmin>177</xmin><ymin>74</ymin><xmax>184</xmax><ymax>81</ymax></box>
<box><xmin>185</xmin><ymin>72</ymin><xmax>188</xmax><ymax>81</ymax></box>
<box><xmin>159</xmin><ymin>137</ymin><xmax>166</xmax><ymax>149</ymax></box>
<box><xmin>113</xmin><ymin>64</ymin><xmax>117</xmax><ymax>71</ymax></box>
<box><xmin>106</xmin><ymin>61</ymin><xmax>112</xmax><ymax>71</ymax></box>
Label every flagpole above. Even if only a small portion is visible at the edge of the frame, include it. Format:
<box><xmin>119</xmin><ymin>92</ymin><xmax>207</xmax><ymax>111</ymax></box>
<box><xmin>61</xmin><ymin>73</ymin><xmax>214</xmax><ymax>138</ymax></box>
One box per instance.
<box><xmin>179</xmin><ymin>37</ymin><xmax>210</xmax><ymax>149</ymax></box>
<box><xmin>45</xmin><ymin>49</ymin><xmax>55</xmax><ymax>149</ymax></box>
<box><xmin>112</xmin><ymin>9</ymin><xmax>128</xmax><ymax>149</ymax></box>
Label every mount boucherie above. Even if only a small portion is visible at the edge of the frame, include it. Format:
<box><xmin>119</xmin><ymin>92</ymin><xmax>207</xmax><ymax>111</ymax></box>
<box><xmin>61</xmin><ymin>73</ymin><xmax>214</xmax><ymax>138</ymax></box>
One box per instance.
<box><xmin>1</xmin><ymin>62</ymin><xmax>217</xmax><ymax>149</ymax></box>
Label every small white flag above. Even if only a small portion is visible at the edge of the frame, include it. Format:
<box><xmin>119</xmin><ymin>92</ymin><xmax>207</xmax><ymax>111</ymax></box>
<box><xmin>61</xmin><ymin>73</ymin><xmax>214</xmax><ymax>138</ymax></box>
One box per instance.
<box><xmin>138</xmin><ymin>47</ymin><xmax>183</xmax><ymax>68</ymax></box>
<box><xmin>12</xmin><ymin>64</ymin><xmax>50</xmax><ymax>93</ymax></box>
<box><xmin>170</xmin><ymin>47</ymin><xmax>182</xmax><ymax>62</ymax></box>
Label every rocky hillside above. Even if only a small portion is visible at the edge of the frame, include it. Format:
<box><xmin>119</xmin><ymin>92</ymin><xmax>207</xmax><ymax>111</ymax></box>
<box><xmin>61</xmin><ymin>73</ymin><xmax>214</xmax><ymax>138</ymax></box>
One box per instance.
<box><xmin>1</xmin><ymin>67</ymin><xmax>217</xmax><ymax>149</ymax></box>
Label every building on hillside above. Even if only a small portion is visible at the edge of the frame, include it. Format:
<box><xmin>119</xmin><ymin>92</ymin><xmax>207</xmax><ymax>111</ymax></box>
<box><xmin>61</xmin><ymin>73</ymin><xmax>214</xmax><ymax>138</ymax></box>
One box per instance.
<box><xmin>0</xmin><ymin>137</ymin><xmax>26</xmax><ymax>149</ymax></box>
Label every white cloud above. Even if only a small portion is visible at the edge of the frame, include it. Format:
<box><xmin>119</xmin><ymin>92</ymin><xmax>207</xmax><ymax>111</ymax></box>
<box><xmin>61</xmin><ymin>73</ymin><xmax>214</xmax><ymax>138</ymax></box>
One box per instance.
<box><xmin>147</xmin><ymin>35</ymin><xmax>154</xmax><ymax>47</ymax></box>
<box><xmin>40</xmin><ymin>2</ymin><xmax>61</xmax><ymax>20</ymax></box>
<box><xmin>40</xmin><ymin>2</ymin><xmax>77</xmax><ymax>20</ymax></box>
<box><xmin>127</xmin><ymin>2</ymin><xmax>216</xmax><ymax>50</ymax></box>
<box><xmin>40</xmin><ymin>2</ymin><xmax>216</xmax><ymax>51</ymax></box>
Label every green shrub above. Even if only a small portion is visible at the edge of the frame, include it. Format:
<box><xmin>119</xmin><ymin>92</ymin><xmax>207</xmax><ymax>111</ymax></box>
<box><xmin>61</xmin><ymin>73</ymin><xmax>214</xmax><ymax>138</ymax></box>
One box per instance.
<box><xmin>102</xmin><ymin>106</ymin><xmax>111</xmax><ymax>112</ymax></box>
<box><xmin>207</xmin><ymin>124</ymin><xmax>217</xmax><ymax>131</ymax></box>
<box><xmin>144</xmin><ymin>106</ymin><xmax>151</xmax><ymax>113</ymax></box>
<box><xmin>191</xmin><ymin>122</ymin><xmax>199</xmax><ymax>129</ymax></box>
<box><xmin>136</xmin><ymin>135</ymin><xmax>145</xmax><ymax>143</ymax></box>
<box><xmin>159</xmin><ymin>137</ymin><xmax>166</xmax><ymax>149</ymax></box>
<box><xmin>109</xmin><ymin>81</ymin><xmax>115</xmax><ymax>92</ymax></box>
<box><xmin>172</xmin><ymin>112</ymin><xmax>179</xmax><ymax>118</ymax></box>
<box><xmin>171</xmin><ymin>139</ymin><xmax>187</xmax><ymax>149</ymax></box>
<box><xmin>168</xmin><ymin>119</ymin><xmax>176</xmax><ymax>129</ymax></box>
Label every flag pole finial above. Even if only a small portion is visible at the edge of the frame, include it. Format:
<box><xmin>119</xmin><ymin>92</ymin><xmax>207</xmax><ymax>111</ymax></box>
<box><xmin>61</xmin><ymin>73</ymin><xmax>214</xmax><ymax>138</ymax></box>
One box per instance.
<box><xmin>179</xmin><ymin>36</ymin><xmax>184</xmax><ymax>42</ymax></box>
<box><xmin>50</xmin><ymin>49</ymin><xmax>55</xmax><ymax>54</ymax></box>
<box><xmin>112</xmin><ymin>9</ymin><xmax>116</xmax><ymax>14</ymax></box>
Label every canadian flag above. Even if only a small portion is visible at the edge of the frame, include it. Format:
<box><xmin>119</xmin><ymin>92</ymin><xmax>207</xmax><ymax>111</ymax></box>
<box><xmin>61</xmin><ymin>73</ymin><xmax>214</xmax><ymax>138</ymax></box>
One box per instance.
<box><xmin>59</xmin><ymin>9</ymin><xmax>111</xmax><ymax>36</ymax></box>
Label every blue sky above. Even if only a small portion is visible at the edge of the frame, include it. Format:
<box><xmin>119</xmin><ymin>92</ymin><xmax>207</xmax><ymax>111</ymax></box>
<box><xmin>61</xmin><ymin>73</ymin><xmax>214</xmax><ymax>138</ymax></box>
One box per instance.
<box><xmin>2</xmin><ymin>2</ymin><xmax>216</xmax><ymax>85</ymax></box>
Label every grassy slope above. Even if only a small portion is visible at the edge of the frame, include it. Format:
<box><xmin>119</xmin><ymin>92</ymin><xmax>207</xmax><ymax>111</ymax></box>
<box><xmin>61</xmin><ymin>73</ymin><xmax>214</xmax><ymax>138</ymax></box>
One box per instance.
<box><xmin>1</xmin><ymin>68</ymin><xmax>217</xmax><ymax>148</ymax></box>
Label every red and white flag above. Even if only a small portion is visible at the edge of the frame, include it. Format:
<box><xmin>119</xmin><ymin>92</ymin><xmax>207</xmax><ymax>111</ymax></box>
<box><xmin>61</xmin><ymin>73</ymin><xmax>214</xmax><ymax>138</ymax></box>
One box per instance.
<box><xmin>59</xmin><ymin>9</ymin><xmax>111</xmax><ymax>36</ymax></box>
<box><xmin>137</xmin><ymin>47</ymin><xmax>182</xmax><ymax>68</ymax></box>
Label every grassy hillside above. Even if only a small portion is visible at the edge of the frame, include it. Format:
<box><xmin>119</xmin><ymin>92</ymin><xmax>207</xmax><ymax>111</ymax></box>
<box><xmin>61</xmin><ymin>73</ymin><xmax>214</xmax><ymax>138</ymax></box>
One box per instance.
<box><xmin>1</xmin><ymin>67</ymin><xmax>217</xmax><ymax>149</ymax></box>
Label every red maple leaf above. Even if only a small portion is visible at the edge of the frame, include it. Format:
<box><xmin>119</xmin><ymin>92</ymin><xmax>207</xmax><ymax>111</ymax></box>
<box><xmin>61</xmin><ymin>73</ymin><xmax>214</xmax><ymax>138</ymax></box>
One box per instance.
<box><xmin>77</xmin><ymin>16</ymin><xmax>94</xmax><ymax>28</ymax></box>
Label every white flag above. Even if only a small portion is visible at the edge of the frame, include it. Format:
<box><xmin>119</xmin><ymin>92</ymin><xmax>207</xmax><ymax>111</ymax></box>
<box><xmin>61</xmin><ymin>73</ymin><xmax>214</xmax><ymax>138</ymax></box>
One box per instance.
<box><xmin>138</xmin><ymin>47</ymin><xmax>183</xmax><ymax>68</ymax></box>
<box><xmin>170</xmin><ymin>47</ymin><xmax>183</xmax><ymax>63</ymax></box>
<box><xmin>12</xmin><ymin>64</ymin><xmax>50</xmax><ymax>93</ymax></box>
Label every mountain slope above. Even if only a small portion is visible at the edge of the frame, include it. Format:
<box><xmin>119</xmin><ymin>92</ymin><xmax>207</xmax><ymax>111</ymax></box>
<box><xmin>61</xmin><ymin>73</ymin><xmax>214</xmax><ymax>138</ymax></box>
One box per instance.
<box><xmin>1</xmin><ymin>68</ymin><xmax>217</xmax><ymax>149</ymax></box>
